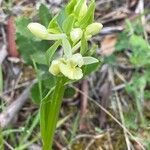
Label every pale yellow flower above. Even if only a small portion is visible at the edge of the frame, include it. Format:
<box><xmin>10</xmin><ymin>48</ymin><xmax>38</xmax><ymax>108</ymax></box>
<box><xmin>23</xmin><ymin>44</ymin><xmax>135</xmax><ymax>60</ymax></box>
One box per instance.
<box><xmin>49</xmin><ymin>53</ymin><xmax>99</xmax><ymax>80</ymax></box>
<box><xmin>49</xmin><ymin>53</ymin><xmax>84</xmax><ymax>80</ymax></box>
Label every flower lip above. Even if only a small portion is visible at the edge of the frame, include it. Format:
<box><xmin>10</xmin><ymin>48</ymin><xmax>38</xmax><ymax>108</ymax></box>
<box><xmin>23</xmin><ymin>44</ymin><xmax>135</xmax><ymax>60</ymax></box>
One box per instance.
<box><xmin>59</xmin><ymin>63</ymin><xmax>83</xmax><ymax>80</ymax></box>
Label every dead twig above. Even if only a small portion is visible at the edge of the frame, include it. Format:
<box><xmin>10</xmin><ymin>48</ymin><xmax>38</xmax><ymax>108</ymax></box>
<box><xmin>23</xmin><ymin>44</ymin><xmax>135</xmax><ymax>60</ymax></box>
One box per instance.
<box><xmin>54</xmin><ymin>140</ymin><xmax>64</xmax><ymax>150</ymax></box>
<box><xmin>0</xmin><ymin>81</ymin><xmax>35</xmax><ymax>128</ymax></box>
<box><xmin>3</xmin><ymin>140</ymin><xmax>14</xmax><ymax>150</ymax></box>
<box><xmin>100</xmin><ymin>26</ymin><xmax>124</xmax><ymax>35</ymax></box>
<box><xmin>79</xmin><ymin>79</ymin><xmax>88</xmax><ymax>130</ymax></box>
<box><xmin>99</xmin><ymin>81</ymin><xmax>112</xmax><ymax>128</ymax></box>
<box><xmin>7</xmin><ymin>16</ymin><xmax>18</xmax><ymax>57</ymax></box>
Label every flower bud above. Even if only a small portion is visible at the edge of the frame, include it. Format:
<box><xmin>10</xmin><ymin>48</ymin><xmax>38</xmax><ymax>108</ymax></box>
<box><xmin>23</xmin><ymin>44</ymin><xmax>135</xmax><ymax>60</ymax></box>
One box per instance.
<box><xmin>49</xmin><ymin>60</ymin><xmax>61</xmax><ymax>76</ymax></box>
<box><xmin>27</xmin><ymin>23</ymin><xmax>49</xmax><ymax>39</ymax></box>
<box><xmin>70</xmin><ymin>28</ymin><xmax>83</xmax><ymax>43</ymax></box>
<box><xmin>85</xmin><ymin>23</ymin><xmax>103</xmax><ymax>36</ymax></box>
<box><xmin>79</xmin><ymin>1</ymin><xmax>88</xmax><ymax>19</ymax></box>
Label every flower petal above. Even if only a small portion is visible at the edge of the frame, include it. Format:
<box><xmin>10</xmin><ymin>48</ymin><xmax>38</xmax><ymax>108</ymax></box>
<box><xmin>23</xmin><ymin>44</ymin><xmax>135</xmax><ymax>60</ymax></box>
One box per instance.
<box><xmin>59</xmin><ymin>63</ymin><xmax>83</xmax><ymax>80</ymax></box>
<box><xmin>49</xmin><ymin>60</ymin><xmax>61</xmax><ymax>75</ymax></box>
<box><xmin>70</xmin><ymin>53</ymin><xmax>84</xmax><ymax>67</ymax></box>
<box><xmin>72</xmin><ymin>67</ymin><xmax>83</xmax><ymax>80</ymax></box>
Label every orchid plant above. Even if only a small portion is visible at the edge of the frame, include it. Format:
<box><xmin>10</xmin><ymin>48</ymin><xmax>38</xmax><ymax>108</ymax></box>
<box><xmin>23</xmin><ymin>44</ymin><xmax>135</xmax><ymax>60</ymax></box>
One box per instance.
<box><xmin>27</xmin><ymin>0</ymin><xmax>103</xmax><ymax>149</ymax></box>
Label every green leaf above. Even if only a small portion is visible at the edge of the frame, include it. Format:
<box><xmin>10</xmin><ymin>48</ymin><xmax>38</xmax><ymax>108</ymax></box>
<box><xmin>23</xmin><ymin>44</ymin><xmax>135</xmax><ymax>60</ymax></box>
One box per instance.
<box><xmin>49</xmin><ymin>9</ymin><xmax>67</xmax><ymax>32</ymax></box>
<box><xmin>64</xmin><ymin>86</ymin><xmax>77</xmax><ymax>99</ymax></box>
<box><xmin>40</xmin><ymin>77</ymin><xmax>65</xmax><ymax>149</ymax></box>
<box><xmin>73</xmin><ymin>0</ymin><xmax>85</xmax><ymax>17</ymax></box>
<box><xmin>83</xmin><ymin>62</ymin><xmax>100</xmax><ymax>76</ymax></box>
<box><xmin>16</xmin><ymin>17</ymin><xmax>51</xmax><ymax>64</ymax></box>
<box><xmin>39</xmin><ymin>4</ymin><xmax>52</xmax><ymax>27</ymax></box>
<box><xmin>79</xmin><ymin>0</ymin><xmax>95</xmax><ymax>28</ymax></box>
<box><xmin>31</xmin><ymin>52</ymin><xmax>47</xmax><ymax>65</ymax></box>
<box><xmin>124</xmin><ymin>111</ymin><xmax>138</xmax><ymax>130</ymax></box>
<box><xmin>56</xmin><ymin>8</ymin><xmax>67</xmax><ymax>31</ymax></box>
<box><xmin>46</xmin><ymin>40</ymin><xmax>61</xmax><ymax>65</ymax></box>
<box><xmin>80</xmin><ymin>33</ymin><xmax>88</xmax><ymax>55</ymax></box>
<box><xmin>30</xmin><ymin>76</ymin><xmax>56</xmax><ymax>105</ymax></box>
<box><xmin>87</xmin><ymin>44</ymin><xmax>98</xmax><ymax>56</ymax></box>
<box><xmin>30</xmin><ymin>67</ymin><xmax>52</xmax><ymax>106</ymax></box>
<box><xmin>129</xmin><ymin>34</ymin><xmax>150</xmax><ymax>66</ymax></box>
<box><xmin>16</xmin><ymin>17</ymin><xmax>34</xmax><ymax>39</ymax></box>
<box><xmin>48</xmin><ymin>15</ymin><xmax>60</xmax><ymax>32</ymax></box>
<box><xmin>30</xmin><ymin>83</ymin><xmax>43</xmax><ymax>105</ymax></box>
<box><xmin>66</xmin><ymin>0</ymin><xmax>77</xmax><ymax>14</ymax></box>
<box><xmin>62</xmin><ymin>14</ymin><xmax>75</xmax><ymax>34</ymax></box>
<box><xmin>130</xmin><ymin>34</ymin><xmax>149</xmax><ymax>50</ymax></box>
<box><xmin>115</xmin><ymin>32</ymin><xmax>129</xmax><ymax>51</ymax></box>
<box><xmin>62</xmin><ymin>38</ymin><xmax>72</xmax><ymax>58</ymax></box>
<box><xmin>83</xmin><ymin>57</ymin><xmax>99</xmax><ymax>65</ymax></box>
<box><xmin>16</xmin><ymin>34</ymin><xmax>50</xmax><ymax>64</ymax></box>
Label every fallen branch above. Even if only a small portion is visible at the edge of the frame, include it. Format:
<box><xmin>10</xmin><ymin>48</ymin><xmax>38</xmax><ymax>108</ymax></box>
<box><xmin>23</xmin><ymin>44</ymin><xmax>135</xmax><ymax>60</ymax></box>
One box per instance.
<box><xmin>0</xmin><ymin>82</ymin><xmax>35</xmax><ymax>128</ymax></box>
<box><xmin>0</xmin><ymin>45</ymin><xmax>7</xmax><ymax>65</ymax></box>
<box><xmin>100</xmin><ymin>26</ymin><xmax>124</xmax><ymax>35</ymax></box>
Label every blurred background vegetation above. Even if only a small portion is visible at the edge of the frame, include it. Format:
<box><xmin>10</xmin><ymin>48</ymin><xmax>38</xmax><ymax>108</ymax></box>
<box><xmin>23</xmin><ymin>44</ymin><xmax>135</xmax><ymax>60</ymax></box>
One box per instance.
<box><xmin>0</xmin><ymin>0</ymin><xmax>150</xmax><ymax>149</ymax></box>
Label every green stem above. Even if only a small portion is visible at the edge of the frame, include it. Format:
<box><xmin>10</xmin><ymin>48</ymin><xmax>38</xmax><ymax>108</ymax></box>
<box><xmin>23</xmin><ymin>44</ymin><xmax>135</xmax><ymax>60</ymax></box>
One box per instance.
<box><xmin>40</xmin><ymin>77</ymin><xmax>65</xmax><ymax>150</ymax></box>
